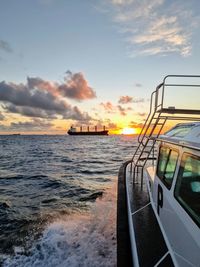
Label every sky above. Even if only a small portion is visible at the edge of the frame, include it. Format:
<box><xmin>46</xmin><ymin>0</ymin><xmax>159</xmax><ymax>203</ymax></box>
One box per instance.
<box><xmin>0</xmin><ymin>0</ymin><xmax>200</xmax><ymax>134</ymax></box>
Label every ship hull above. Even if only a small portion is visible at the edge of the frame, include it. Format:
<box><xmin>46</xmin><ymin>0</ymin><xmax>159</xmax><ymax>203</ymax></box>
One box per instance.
<box><xmin>68</xmin><ymin>130</ymin><xmax>108</xmax><ymax>135</ymax></box>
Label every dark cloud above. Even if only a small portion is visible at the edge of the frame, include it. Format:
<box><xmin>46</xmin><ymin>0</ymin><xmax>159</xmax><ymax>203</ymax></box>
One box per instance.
<box><xmin>0</xmin><ymin>119</ymin><xmax>53</xmax><ymax>131</ymax></box>
<box><xmin>135</xmin><ymin>83</ymin><xmax>142</xmax><ymax>87</ymax></box>
<box><xmin>0</xmin><ymin>40</ymin><xmax>12</xmax><ymax>53</ymax></box>
<box><xmin>4</xmin><ymin>104</ymin><xmax>57</xmax><ymax>119</ymax></box>
<box><xmin>129</xmin><ymin>121</ymin><xmax>144</xmax><ymax>128</ymax></box>
<box><xmin>132</xmin><ymin>97</ymin><xmax>144</xmax><ymax>103</ymax></box>
<box><xmin>93</xmin><ymin>118</ymin><xmax>119</xmax><ymax>131</ymax></box>
<box><xmin>10</xmin><ymin>119</ymin><xmax>53</xmax><ymax>130</ymax></box>
<box><xmin>104</xmin><ymin>119</ymin><xmax>122</xmax><ymax>132</ymax></box>
<box><xmin>107</xmin><ymin>122</ymin><xmax>118</xmax><ymax>130</ymax></box>
<box><xmin>63</xmin><ymin>106</ymin><xmax>92</xmax><ymax>122</ymax></box>
<box><xmin>0</xmin><ymin>112</ymin><xmax>4</xmax><ymax>120</ymax></box>
<box><xmin>4</xmin><ymin>103</ymin><xmax>91</xmax><ymax>122</ymax></box>
<box><xmin>118</xmin><ymin>95</ymin><xmax>133</xmax><ymax>104</ymax></box>
<box><xmin>0</xmin><ymin>73</ymin><xmax>94</xmax><ymax>123</ymax></box>
<box><xmin>118</xmin><ymin>95</ymin><xmax>144</xmax><ymax>104</ymax></box>
<box><xmin>100</xmin><ymin>101</ymin><xmax>114</xmax><ymax>112</ymax></box>
<box><xmin>137</xmin><ymin>112</ymin><xmax>146</xmax><ymax>117</ymax></box>
<box><xmin>100</xmin><ymin>101</ymin><xmax>131</xmax><ymax>116</ymax></box>
<box><xmin>0</xmin><ymin>81</ymin><xmax>68</xmax><ymax>112</ymax></box>
<box><xmin>27</xmin><ymin>77</ymin><xmax>57</xmax><ymax>96</ymax></box>
<box><xmin>117</xmin><ymin>105</ymin><xmax>126</xmax><ymax>116</ymax></box>
<box><xmin>0</xmin><ymin>123</ymin><xmax>7</xmax><ymax>131</ymax></box>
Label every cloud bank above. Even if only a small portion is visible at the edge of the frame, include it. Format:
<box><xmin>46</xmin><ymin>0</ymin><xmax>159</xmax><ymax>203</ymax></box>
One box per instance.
<box><xmin>0</xmin><ymin>119</ymin><xmax>54</xmax><ymax>131</ymax></box>
<box><xmin>0</xmin><ymin>71</ymin><xmax>94</xmax><ymax>123</ymax></box>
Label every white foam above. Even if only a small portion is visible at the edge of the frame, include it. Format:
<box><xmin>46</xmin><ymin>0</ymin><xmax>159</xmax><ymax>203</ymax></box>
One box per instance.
<box><xmin>4</xmin><ymin>183</ymin><xmax>117</xmax><ymax>267</ymax></box>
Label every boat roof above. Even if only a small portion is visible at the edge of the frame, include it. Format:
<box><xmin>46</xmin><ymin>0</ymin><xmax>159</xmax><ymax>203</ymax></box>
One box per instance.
<box><xmin>159</xmin><ymin>122</ymin><xmax>200</xmax><ymax>150</ymax></box>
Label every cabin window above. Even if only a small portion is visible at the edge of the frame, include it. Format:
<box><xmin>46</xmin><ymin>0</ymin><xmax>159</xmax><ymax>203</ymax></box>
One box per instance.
<box><xmin>157</xmin><ymin>146</ymin><xmax>179</xmax><ymax>189</ymax></box>
<box><xmin>175</xmin><ymin>153</ymin><xmax>200</xmax><ymax>227</ymax></box>
<box><xmin>165</xmin><ymin>124</ymin><xmax>194</xmax><ymax>138</ymax></box>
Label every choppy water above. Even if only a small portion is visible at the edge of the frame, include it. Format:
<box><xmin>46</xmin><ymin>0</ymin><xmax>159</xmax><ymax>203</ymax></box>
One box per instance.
<box><xmin>0</xmin><ymin>135</ymin><xmax>137</xmax><ymax>267</ymax></box>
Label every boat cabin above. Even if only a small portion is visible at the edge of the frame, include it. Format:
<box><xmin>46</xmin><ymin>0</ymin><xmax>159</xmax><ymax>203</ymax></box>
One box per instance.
<box><xmin>147</xmin><ymin>122</ymin><xmax>200</xmax><ymax>266</ymax></box>
<box><xmin>69</xmin><ymin>126</ymin><xmax>76</xmax><ymax>132</ymax></box>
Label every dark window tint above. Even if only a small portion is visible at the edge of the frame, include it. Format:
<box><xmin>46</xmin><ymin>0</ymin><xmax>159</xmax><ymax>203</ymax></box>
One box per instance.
<box><xmin>175</xmin><ymin>154</ymin><xmax>200</xmax><ymax>227</ymax></box>
<box><xmin>157</xmin><ymin>146</ymin><xmax>178</xmax><ymax>189</ymax></box>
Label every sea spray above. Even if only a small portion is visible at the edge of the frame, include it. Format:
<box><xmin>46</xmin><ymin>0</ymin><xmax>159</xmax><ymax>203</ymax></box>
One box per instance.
<box><xmin>3</xmin><ymin>183</ymin><xmax>117</xmax><ymax>267</ymax></box>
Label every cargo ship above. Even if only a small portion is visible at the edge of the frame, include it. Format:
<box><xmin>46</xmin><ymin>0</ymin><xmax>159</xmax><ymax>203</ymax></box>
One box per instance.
<box><xmin>67</xmin><ymin>126</ymin><xmax>109</xmax><ymax>135</ymax></box>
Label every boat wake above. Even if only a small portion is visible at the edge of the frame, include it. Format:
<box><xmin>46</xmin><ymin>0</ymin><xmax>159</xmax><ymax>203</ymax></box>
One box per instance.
<box><xmin>3</xmin><ymin>184</ymin><xmax>117</xmax><ymax>267</ymax></box>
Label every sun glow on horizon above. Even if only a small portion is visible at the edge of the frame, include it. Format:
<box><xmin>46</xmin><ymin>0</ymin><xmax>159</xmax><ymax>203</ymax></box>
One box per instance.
<box><xmin>121</xmin><ymin>127</ymin><xmax>137</xmax><ymax>135</ymax></box>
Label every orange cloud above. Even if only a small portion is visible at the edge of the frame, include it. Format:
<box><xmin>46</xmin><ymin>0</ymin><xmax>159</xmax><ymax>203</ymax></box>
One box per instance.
<box><xmin>118</xmin><ymin>95</ymin><xmax>133</xmax><ymax>104</ymax></box>
<box><xmin>60</xmin><ymin>71</ymin><xmax>96</xmax><ymax>100</ymax></box>
<box><xmin>27</xmin><ymin>71</ymin><xmax>96</xmax><ymax>101</ymax></box>
<box><xmin>118</xmin><ymin>95</ymin><xmax>144</xmax><ymax>104</ymax></box>
<box><xmin>100</xmin><ymin>101</ymin><xmax>114</xmax><ymax>111</ymax></box>
<box><xmin>137</xmin><ymin>112</ymin><xmax>146</xmax><ymax>117</ymax></box>
<box><xmin>100</xmin><ymin>101</ymin><xmax>133</xmax><ymax>116</ymax></box>
<box><xmin>117</xmin><ymin>105</ymin><xmax>126</xmax><ymax>116</ymax></box>
<box><xmin>129</xmin><ymin>121</ymin><xmax>144</xmax><ymax>129</ymax></box>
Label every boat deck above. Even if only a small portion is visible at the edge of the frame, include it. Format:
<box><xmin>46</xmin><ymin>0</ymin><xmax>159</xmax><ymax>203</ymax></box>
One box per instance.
<box><xmin>117</xmin><ymin>162</ymin><xmax>175</xmax><ymax>267</ymax></box>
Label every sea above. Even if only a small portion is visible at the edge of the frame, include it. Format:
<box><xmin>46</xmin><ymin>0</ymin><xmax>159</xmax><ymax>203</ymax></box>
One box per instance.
<box><xmin>0</xmin><ymin>134</ymin><xmax>137</xmax><ymax>267</ymax></box>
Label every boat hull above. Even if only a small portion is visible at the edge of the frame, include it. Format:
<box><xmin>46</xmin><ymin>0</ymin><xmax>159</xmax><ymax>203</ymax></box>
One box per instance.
<box><xmin>68</xmin><ymin>130</ymin><xmax>108</xmax><ymax>135</ymax></box>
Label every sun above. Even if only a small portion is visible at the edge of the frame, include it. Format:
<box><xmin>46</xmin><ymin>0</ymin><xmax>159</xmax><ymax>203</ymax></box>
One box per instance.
<box><xmin>121</xmin><ymin>127</ymin><xmax>136</xmax><ymax>135</ymax></box>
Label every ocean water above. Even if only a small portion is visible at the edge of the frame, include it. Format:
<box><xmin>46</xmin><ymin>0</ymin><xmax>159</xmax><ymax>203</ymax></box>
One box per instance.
<box><xmin>0</xmin><ymin>135</ymin><xmax>137</xmax><ymax>267</ymax></box>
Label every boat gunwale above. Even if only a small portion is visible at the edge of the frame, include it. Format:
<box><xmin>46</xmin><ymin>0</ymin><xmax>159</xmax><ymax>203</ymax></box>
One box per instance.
<box><xmin>124</xmin><ymin>161</ymin><xmax>178</xmax><ymax>267</ymax></box>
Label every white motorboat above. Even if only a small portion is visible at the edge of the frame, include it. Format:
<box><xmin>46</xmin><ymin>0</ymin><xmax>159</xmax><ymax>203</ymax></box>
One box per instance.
<box><xmin>117</xmin><ymin>75</ymin><xmax>200</xmax><ymax>267</ymax></box>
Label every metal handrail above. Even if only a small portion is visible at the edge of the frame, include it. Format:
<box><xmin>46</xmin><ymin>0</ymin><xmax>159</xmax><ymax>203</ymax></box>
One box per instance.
<box><xmin>162</xmin><ymin>75</ymin><xmax>200</xmax><ymax>110</ymax></box>
<box><xmin>137</xmin><ymin>90</ymin><xmax>156</xmax><ymax>144</ymax></box>
<box><xmin>138</xmin><ymin>83</ymin><xmax>163</xmax><ymax>144</ymax></box>
<box><xmin>131</xmin><ymin>74</ymin><xmax>200</xmax><ymax>184</ymax></box>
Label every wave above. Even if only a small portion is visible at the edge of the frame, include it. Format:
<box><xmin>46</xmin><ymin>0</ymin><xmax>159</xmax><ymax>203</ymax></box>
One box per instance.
<box><xmin>79</xmin><ymin>170</ymin><xmax>106</xmax><ymax>175</ymax></box>
<box><xmin>79</xmin><ymin>191</ymin><xmax>103</xmax><ymax>202</ymax></box>
<box><xmin>60</xmin><ymin>158</ymin><xmax>73</xmax><ymax>163</ymax></box>
<box><xmin>3</xmin><ymin>183</ymin><xmax>117</xmax><ymax>267</ymax></box>
<box><xmin>0</xmin><ymin>202</ymin><xmax>11</xmax><ymax>210</ymax></box>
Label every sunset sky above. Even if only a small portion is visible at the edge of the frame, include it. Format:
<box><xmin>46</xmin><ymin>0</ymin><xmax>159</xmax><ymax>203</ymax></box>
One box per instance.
<box><xmin>0</xmin><ymin>0</ymin><xmax>200</xmax><ymax>134</ymax></box>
